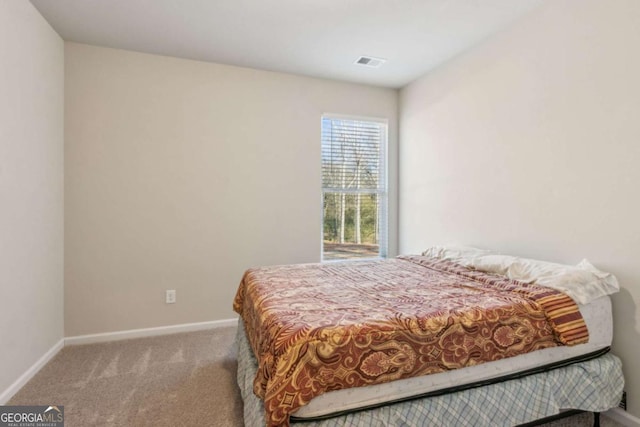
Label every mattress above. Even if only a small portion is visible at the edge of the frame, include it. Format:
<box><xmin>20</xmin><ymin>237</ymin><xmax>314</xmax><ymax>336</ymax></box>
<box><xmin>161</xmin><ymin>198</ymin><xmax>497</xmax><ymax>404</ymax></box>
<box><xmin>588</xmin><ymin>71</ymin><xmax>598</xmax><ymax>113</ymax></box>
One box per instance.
<box><xmin>236</xmin><ymin>318</ymin><xmax>624</xmax><ymax>427</ymax></box>
<box><xmin>293</xmin><ymin>295</ymin><xmax>612</xmax><ymax>419</ymax></box>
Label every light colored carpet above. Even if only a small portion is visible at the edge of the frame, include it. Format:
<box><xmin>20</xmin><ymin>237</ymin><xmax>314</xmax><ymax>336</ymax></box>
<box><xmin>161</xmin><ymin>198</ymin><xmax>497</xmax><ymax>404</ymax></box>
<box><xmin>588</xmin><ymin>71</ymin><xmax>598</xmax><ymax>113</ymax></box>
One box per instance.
<box><xmin>9</xmin><ymin>327</ymin><xmax>242</xmax><ymax>426</ymax></box>
<box><xmin>8</xmin><ymin>326</ymin><xmax>623</xmax><ymax>427</ymax></box>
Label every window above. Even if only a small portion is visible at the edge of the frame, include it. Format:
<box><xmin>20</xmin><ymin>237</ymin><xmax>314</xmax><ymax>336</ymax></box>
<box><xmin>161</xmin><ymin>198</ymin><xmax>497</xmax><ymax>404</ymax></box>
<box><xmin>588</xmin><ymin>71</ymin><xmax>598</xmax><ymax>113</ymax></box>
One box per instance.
<box><xmin>321</xmin><ymin>115</ymin><xmax>388</xmax><ymax>261</ymax></box>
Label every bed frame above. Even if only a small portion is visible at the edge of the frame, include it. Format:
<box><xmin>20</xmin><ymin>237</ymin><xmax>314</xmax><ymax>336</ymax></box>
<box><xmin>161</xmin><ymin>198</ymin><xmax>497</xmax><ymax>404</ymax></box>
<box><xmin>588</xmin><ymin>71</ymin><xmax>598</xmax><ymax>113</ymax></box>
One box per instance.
<box><xmin>519</xmin><ymin>410</ymin><xmax>599</xmax><ymax>427</ymax></box>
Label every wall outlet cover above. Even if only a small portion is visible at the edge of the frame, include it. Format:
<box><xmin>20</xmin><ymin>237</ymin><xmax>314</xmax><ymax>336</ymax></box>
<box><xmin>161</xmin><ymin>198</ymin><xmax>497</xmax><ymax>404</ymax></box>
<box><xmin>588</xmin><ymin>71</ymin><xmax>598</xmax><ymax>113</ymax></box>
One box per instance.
<box><xmin>165</xmin><ymin>289</ymin><xmax>176</xmax><ymax>304</ymax></box>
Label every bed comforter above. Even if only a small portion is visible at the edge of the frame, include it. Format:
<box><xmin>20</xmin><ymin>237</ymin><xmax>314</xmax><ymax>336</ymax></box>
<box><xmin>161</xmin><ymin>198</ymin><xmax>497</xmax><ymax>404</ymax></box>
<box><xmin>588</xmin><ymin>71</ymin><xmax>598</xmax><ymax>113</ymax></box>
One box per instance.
<box><xmin>233</xmin><ymin>256</ymin><xmax>588</xmax><ymax>427</ymax></box>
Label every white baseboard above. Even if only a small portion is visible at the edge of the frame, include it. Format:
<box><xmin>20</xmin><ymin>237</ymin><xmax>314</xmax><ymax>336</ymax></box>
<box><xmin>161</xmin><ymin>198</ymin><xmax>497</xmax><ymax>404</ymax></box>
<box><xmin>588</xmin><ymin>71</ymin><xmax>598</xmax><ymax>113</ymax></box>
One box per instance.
<box><xmin>0</xmin><ymin>338</ymin><xmax>65</xmax><ymax>405</ymax></box>
<box><xmin>64</xmin><ymin>317</ymin><xmax>238</xmax><ymax>346</ymax></box>
<box><xmin>604</xmin><ymin>407</ymin><xmax>640</xmax><ymax>427</ymax></box>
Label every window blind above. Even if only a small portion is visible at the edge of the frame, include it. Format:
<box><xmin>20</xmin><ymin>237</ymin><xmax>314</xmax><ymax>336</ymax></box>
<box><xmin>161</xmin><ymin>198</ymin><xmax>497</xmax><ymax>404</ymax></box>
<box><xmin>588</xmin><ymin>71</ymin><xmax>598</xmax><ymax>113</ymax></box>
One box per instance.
<box><xmin>321</xmin><ymin>116</ymin><xmax>388</xmax><ymax>260</ymax></box>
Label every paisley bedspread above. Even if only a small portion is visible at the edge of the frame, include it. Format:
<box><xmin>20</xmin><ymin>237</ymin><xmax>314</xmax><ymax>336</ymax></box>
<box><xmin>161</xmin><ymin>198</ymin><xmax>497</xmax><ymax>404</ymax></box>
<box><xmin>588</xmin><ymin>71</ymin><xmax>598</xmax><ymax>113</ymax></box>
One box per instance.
<box><xmin>232</xmin><ymin>255</ymin><xmax>589</xmax><ymax>427</ymax></box>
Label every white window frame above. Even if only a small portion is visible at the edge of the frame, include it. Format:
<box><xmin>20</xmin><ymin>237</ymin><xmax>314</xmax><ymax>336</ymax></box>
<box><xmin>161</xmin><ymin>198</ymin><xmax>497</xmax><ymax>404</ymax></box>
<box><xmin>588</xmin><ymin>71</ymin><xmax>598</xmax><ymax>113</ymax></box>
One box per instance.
<box><xmin>321</xmin><ymin>114</ymin><xmax>388</xmax><ymax>262</ymax></box>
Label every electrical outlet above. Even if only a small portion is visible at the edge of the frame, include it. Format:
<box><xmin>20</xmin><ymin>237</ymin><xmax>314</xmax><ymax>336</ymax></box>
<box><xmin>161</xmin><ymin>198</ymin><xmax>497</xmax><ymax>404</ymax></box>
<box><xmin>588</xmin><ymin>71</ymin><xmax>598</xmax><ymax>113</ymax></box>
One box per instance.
<box><xmin>165</xmin><ymin>289</ymin><xmax>176</xmax><ymax>304</ymax></box>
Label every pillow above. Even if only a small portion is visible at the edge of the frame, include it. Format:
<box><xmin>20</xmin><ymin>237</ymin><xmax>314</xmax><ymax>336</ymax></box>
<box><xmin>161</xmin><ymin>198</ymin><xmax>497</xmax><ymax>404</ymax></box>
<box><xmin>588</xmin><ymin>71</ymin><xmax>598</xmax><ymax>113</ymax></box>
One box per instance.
<box><xmin>421</xmin><ymin>246</ymin><xmax>620</xmax><ymax>304</ymax></box>
<box><xmin>467</xmin><ymin>254</ymin><xmax>519</xmax><ymax>276</ymax></box>
<box><xmin>421</xmin><ymin>246</ymin><xmax>495</xmax><ymax>266</ymax></box>
<box><xmin>517</xmin><ymin>258</ymin><xmax>618</xmax><ymax>304</ymax></box>
<box><xmin>469</xmin><ymin>255</ymin><xmax>619</xmax><ymax>305</ymax></box>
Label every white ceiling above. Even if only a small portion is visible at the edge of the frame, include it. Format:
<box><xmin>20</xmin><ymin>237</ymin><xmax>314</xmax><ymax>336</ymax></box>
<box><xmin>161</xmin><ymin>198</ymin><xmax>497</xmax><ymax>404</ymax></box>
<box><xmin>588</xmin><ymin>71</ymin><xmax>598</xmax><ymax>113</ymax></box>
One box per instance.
<box><xmin>30</xmin><ymin>0</ymin><xmax>542</xmax><ymax>88</ymax></box>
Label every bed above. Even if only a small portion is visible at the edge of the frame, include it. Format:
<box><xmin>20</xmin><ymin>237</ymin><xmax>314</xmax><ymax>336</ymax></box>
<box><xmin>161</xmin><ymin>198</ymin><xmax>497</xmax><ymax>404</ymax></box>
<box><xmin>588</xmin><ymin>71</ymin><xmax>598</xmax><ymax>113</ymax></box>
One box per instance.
<box><xmin>233</xmin><ymin>247</ymin><xmax>624</xmax><ymax>427</ymax></box>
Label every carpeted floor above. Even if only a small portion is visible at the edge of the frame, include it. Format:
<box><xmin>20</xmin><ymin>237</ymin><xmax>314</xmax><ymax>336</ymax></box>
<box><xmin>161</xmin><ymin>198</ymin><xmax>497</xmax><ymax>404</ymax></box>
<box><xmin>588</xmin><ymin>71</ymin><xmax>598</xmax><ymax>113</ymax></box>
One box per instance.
<box><xmin>8</xmin><ymin>326</ymin><xmax>623</xmax><ymax>427</ymax></box>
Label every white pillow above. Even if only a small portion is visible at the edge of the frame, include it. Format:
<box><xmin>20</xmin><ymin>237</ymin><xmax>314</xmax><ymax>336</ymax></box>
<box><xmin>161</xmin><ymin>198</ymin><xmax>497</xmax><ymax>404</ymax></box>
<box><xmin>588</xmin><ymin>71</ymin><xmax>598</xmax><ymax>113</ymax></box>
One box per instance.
<box><xmin>421</xmin><ymin>246</ymin><xmax>495</xmax><ymax>266</ymax></box>
<box><xmin>467</xmin><ymin>254</ymin><xmax>519</xmax><ymax>276</ymax></box>
<box><xmin>468</xmin><ymin>255</ymin><xmax>619</xmax><ymax>305</ymax></box>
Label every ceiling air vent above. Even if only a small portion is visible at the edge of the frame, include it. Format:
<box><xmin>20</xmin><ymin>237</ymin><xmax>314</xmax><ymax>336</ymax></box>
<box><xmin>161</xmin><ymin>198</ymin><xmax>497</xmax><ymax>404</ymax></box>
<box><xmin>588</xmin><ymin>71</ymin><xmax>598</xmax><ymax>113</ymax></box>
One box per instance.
<box><xmin>355</xmin><ymin>56</ymin><xmax>387</xmax><ymax>68</ymax></box>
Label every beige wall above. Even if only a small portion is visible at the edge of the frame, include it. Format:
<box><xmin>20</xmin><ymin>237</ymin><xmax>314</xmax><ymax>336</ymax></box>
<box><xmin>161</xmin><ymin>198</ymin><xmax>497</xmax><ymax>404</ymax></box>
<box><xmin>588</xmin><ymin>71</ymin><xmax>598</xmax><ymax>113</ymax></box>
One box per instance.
<box><xmin>64</xmin><ymin>43</ymin><xmax>398</xmax><ymax>336</ymax></box>
<box><xmin>0</xmin><ymin>1</ymin><xmax>64</xmax><ymax>399</ymax></box>
<box><xmin>399</xmin><ymin>0</ymin><xmax>640</xmax><ymax>417</ymax></box>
